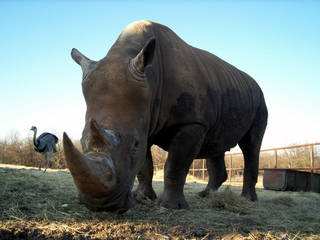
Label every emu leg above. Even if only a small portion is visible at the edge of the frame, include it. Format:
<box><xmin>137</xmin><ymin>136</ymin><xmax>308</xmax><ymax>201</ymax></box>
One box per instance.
<box><xmin>38</xmin><ymin>154</ymin><xmax>46</xmax><ymax>171</ymax></box>
<box><xmin>43</xmin><ymin>152</ymin><xmax>52</xmax><ymax>173</ymax></box>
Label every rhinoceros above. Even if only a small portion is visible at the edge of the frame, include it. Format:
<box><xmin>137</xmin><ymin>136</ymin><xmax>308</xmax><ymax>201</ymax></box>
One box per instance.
<box><xmin>63</xmin><ymin>20</ymin><xmax>268</xmax><ymax>212</ymax></box>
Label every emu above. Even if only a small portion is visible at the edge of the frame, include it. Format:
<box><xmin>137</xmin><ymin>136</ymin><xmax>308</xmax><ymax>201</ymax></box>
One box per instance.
<box><xmin>30</xmin><ymin>126</ymin><xmax>58</xmax><ymax>173</ymax></box>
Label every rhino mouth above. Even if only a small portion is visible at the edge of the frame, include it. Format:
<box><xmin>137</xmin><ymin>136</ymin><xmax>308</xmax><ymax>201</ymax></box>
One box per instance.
<box><xmin>78</xmin><ymin>188</ymin><xmax>135</xmax><ymax>213</ymax></box>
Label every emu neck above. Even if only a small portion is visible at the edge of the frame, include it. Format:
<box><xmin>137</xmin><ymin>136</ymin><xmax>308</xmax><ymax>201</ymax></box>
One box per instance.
<box><xmin>33</xmin><ymin>129</ymin><xmax>38</xmax><ymax>146</ymax></box>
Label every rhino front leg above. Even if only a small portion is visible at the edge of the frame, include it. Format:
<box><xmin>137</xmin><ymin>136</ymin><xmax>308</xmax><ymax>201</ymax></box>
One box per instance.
<box><xmin>159</xmin><ymin>125</ymin><xmax>206</xmax><ymax>209</ymax></box>
<box><xmin>134</xmin><ymin>147</ymin><xmax>157</xmax><ymax>200</ymax></box>
<box><xmin>198</xmin><ymin>154</ymin><xmax>228</xmax><ymax>198</ymax></box>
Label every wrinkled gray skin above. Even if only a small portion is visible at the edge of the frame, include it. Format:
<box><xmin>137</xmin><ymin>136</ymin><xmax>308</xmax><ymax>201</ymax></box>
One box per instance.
<box><xmin>63</xmin><ymin>20</ymin><xmax>268</xmax><ymax>212</ymax></box>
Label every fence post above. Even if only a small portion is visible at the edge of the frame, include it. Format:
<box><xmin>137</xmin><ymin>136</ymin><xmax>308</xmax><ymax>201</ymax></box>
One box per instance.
<box><xmin>202</xmin><ymin>158</ymin><xmax>205</xmax><ymax>180</ymax></box>
<box><xmin>274</xmin><ymin>150</ymin><xmax>278</xmax><ymax>168</ymax></box>
<box><xmin>192</xmin><ymin>161</ymin><xmax>195</xmax><ymax>176</ymax></box>
<box><xmin>229</xmin><ymin>155</ymin><xmax>233</xmax><ymax>182</ymax></box>
<box><xmin>310</xmin><ymin>145</ymin><xmax>314</xmax><ymax>191</ymax></box>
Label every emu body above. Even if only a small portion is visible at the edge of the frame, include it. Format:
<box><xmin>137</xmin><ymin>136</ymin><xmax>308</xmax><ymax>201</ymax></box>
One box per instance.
<box><xmin>30</xmin><ymin>126</ymin><xmax>58</xmax><ymax>173</ymax></box>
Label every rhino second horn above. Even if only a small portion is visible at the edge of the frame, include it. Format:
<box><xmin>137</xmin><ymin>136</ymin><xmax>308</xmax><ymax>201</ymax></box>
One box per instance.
<box><xmin>63</xmin><ymin>132</ymin><xmax>116</xmax><ymax>197</ymax></box>
<box><xmin>71</xmin><ymin>48</ymin><xmax>94</xmax><ymax>76</ymax></box>
<box><xmin>87</xmin><ymin>119</ymin><xmax>120</xmax><ymax>151</ymax></box>
<box><xmin>87</xmin><ymin>119</ymin><xmax>111</xmax><ymax>151</ymax></box>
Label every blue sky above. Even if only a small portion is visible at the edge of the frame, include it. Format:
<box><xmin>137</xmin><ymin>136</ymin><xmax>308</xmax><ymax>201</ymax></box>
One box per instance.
<box><xmin>1</xmin><ymin>1</ymin><xmax>319</xmax><ymax>149</ymax></box>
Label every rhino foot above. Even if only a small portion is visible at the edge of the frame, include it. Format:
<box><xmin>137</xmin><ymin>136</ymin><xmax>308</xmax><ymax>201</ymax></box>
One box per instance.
<box><xmin>241</xmin><ymin>189</ymin><xmax>258</xmax><ymax>201</ymax></box>
<box><xmin>158</xmin><ymin>192</ymin><xmax>189</xmax><ymax>209</ymax></box>
<box><xmin>198</xmin><ymin>189</ymin><xmax>210</xmax><ymax>198</ymax></box>
<box><xmin>198</xmin><ymin>186</ymin><xmax>220</xmax><ymax>198</ymax></box>
<box><xmin>134</xmin><ymin>184</ymin><xmax>157</xmax><ymax>201</ymax></box>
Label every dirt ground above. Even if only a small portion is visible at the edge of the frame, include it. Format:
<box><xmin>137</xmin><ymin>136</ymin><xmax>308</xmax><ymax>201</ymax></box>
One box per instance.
<box><xmin>1</xmin><ymin>164</ymin><xmax>320</xmax><ymax>240</ymax></box>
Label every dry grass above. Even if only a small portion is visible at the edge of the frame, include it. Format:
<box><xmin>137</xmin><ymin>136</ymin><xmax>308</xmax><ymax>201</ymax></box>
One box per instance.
<box><xmin>210</xmin><ymin>187</ymin><xmax>250</xmax><ymax>214</ymax></box>
<box><xmin>1</xmin><ymin>164</ymin><xmax>320</xmax><ymax>239</ymax></box>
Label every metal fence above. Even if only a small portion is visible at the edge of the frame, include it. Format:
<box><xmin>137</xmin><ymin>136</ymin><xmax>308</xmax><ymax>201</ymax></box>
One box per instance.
<box><xmin>154</xmin><ymin>142</ymin><xmax>320</xmax><ymax>182</ymax></box>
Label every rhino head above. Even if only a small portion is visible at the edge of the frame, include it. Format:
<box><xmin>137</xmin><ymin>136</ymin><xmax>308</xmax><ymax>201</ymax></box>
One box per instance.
<box><xmin>64</xmin><ymin>37</ymin><xmax>156</xmax><ymax>212</ymax></box>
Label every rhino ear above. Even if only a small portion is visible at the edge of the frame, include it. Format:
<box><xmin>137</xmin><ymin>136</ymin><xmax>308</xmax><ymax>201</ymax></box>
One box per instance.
<box><xmin>71</xmin><ymin>48</ymin><xmax>95</xmax><ymax>75</ymax></box>
<box><xmin>130</xmin><ymin>37</ymin><xmax>156</xmax><ymax>77</ymax></box>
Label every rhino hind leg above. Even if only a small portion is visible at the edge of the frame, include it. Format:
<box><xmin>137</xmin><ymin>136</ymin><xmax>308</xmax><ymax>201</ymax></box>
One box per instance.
<box><xmin>134</xmin><ymin>147</ymin><xmax>157</xmax><ymax>200</ymax></box>
<box><xmin>198</xmin><ymin>155</ymin><xmax>227</xmax><ymax>198</ymax></box>
<box><xmin>239</xmin><ymin>101</ymin><xmax>267</xmax><ymax>201</ymax></box>
<box><xmin>158</xmin><ymin>125</ymin><xmax>206</xmax><ymax>209</ymax></box>
<box><xmin>238</xmin><ymin>139</ymin><xmax>260</xmax><ymax>201</ymax></box>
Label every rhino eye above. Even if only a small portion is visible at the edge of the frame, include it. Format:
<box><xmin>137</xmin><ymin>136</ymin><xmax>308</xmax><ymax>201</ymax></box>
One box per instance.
<box><xmin>131</xmin><ymin>139</ymin><xmax>139</xmax><ymax>155</ymax></box>
<box><xmin>103</xmin><ymin>129</ymin><xmax>120</xmax><ymax>146</ymax></box>
<box><xmin>134</xmin><ymin>140</ymin><xmax>139</xmax><ymax>148</ymax></box>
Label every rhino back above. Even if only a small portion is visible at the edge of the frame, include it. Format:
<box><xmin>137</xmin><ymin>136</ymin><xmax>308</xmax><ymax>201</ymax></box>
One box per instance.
<box><xmin>108</xmin><ymin>21</ymin><xmax>266</xmax><ymax>155</ymax></box>
<box><xmin>142</xmin><ymin>22</ymin><xmax>265</xmax><ymax>154</ymax></box>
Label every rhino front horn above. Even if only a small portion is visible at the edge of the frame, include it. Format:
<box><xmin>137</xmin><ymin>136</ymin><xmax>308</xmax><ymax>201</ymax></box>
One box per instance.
<box><xmin>71</xmin><ymin>48</ymin><xmax>95</xmax><ymax>76</ymax></box>
<box><xmin>63</xmin><ymin>132</ymin><xmax>116</xmax><ymax>197</ymax></box>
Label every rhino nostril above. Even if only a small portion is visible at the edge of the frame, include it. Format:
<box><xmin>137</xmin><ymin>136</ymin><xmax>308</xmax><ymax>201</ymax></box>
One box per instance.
<box><xmin>106</xmin><ymin>174</ymin><xmax>113</xmax><ymax>182</ymax></box>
